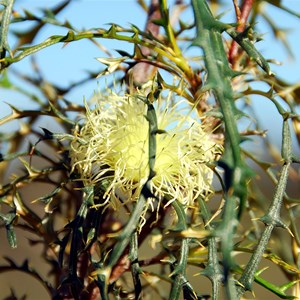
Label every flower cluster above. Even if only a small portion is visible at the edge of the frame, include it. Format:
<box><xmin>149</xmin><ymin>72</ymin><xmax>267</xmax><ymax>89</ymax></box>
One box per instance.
<box><xmin>70</xmin><ymin>90</ymin><xmax>222</xmax><ymax>209</ymax></box>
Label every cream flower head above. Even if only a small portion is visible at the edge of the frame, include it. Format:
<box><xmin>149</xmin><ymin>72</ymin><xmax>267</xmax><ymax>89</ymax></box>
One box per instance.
<box><xmin>70</xmin><ymin>89</ymin><xmax>222</xmax><ymax>209</ymax></box>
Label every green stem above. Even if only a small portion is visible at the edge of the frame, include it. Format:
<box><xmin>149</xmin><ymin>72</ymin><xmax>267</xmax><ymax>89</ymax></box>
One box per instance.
<box><xmin>106</xmin><ymin>191</ymin><xmax>147</xmax><ymax>268</ymax></box>
<box><xmin>168</xmin><ymin>200</ymin><xmax>190</xmax><ymax>300</ymax></box>
<box><xmin>198</xmin><ymin>197</ymin><xmax>222</xmax><ymax>300</ymax></box>
<box><xmin>129</xmin><ymin>232</ymin><xmax>142</xmax><ymax>300</ymax></box>
<box><xmin>191</xmin><ymin>1</ymin><xmax>254</xmax><ymax>298</ymax></box>
<box><xmin>159</xmin><ymin>0</ymin><xmax>180</xmax><ymax>54</ymax></box>
<box><xmin>237</xmin><ymin>162</ymin><xmax>290</xmax><ymax>296</ymax></box>
<box><xmin>237</xmin><ymin>118</ymin><xmax>293</xmax><ymax>296</ymax></box>
<box><xmin>0</xmin><ymin>26</ymin><xmax>189</xmax><ymax>75</ymax></box>
<box><xmin>0</xmin><ymin>0</ymin><xmax>15</xmax><ymax>59</ymax></box>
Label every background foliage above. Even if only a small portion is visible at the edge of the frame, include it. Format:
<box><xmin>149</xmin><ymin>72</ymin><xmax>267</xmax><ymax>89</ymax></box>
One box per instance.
<box><xmin>0</xmin><ymin>0</ymin><xmax>300</xmax><ymax>299</ymax></box>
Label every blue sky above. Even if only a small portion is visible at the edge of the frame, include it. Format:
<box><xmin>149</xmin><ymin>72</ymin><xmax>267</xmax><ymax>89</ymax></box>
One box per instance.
<box><xmin>4</xmin><ymin>1</ymin><xmax>300</xmax><ymax>90</ymax></box>
<box><xmin>8</xmin><ymin>1</ymin><xmax>300</xmax><ymax>88</ymax></box>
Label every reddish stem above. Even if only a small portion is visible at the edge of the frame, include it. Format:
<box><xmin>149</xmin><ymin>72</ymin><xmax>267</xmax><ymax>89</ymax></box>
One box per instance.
<box><xmin>229</xmin><ymin>0</ymin><xmax>254</xmax><ymax>66</ymax></box>
<box><xmin>131</xmin><ymin>0</ymin><xmax>161</xmax><ymax>85</ymax></box>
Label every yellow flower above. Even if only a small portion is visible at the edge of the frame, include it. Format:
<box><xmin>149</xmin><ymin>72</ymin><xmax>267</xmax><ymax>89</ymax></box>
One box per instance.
<box><xmin>70</xmin><ymin>90</ymin><xmax>222</xmax><ymax>209</ymax></box>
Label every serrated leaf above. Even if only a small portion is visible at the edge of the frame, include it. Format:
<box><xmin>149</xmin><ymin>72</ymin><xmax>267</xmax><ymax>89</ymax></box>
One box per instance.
<box><xmin>96</xmin><ymin>56</ymin><xmax>129</xmax><ymax>76</ymax></box>
<box><xmin>86</xmin><ymin>228</ymin><xmax>96</xmax><ymax>245</ymax></box>
<box><xmin>40</xmin><ymin>127</ymin><xmax>75</xmax><ymax>141</ymax></box>
<box><xmin>106</xmin><ymin>24</ymin><xmax>117</xmax><ymax>38</ymax></box>
<box><xmin>0</xmin><ymin>212</ymin><xmax>18</xmax><ymax>248</ymax></box>
<box><xmin>23</xmin><ymin>9</ymin><xmax>35</xmax><ymax>19</ymax></box>
<box><xmin>266</xmin><ymin>253</ymin><xmax>300</xmax><ymax>275</ymax></box>
<box><xmin>18</xmin><ymin>157</ymin><xmax>38</xmax><ymax>177</ymax></box>
<box><xmin>33</xmin><ymin>186</ymin><xmax>62</xmax><ymax>204</ymax></box>
<box><xmin>227</xmin><ymin>27</ymin><xmax>272</xmax><ymax>75</ymax></box>
<box><xmin>48</xmin><ymin>101</ymin><xmax>75</xmax><ymax>125</ymax></box>
<box><xmin>0</xmin><ymin>151</ymin><xmax>28</xmax><ymax>162</ymax></box>
<box><xmin>6</xmin><ymin>224</ymin><xmax>17</xmax><ymax>248</ymax></box>
<box><xmin>151</xmin><ymin>18</ymin><xmax>165</xmax><ymax>26</ymax></box>
<box><xmin>115</xmin><ymin>49</ymin><xmax>132</xmax><ymax>57</ymax></box>
<box><xmin>32</xmin><ymin>185</ymin><xmax>63</xmax><ymax>213</ymax></box>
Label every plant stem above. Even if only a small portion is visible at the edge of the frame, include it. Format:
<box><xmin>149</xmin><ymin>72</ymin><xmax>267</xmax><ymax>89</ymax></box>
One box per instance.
<box><xmin>168</xmin><ymin>200</ymin><xmax>190</xmax><ymax>300</ymax></box>
<box><xmin>198</xmin><ymin>197</ymin><xmax>222</xmax><ymax>300</ymax></box>
<box><xmin>237</xmin><ymin>162</ymin><xmax>291</xmax><ymax>296</ymax></box>
<box><xmin>0</xmin><ymin>0</ymin><xmax>15</xmax><ymax>59</ymax></box>
<box><xmin>237</xmin><ymin>118</ymin><xmax>293</xmax><ymax>296</ymax></box>
<box><xmin>191</xmin><ymin>1</ymin><xmax>254</xmax><ymax>297</ymax></box>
